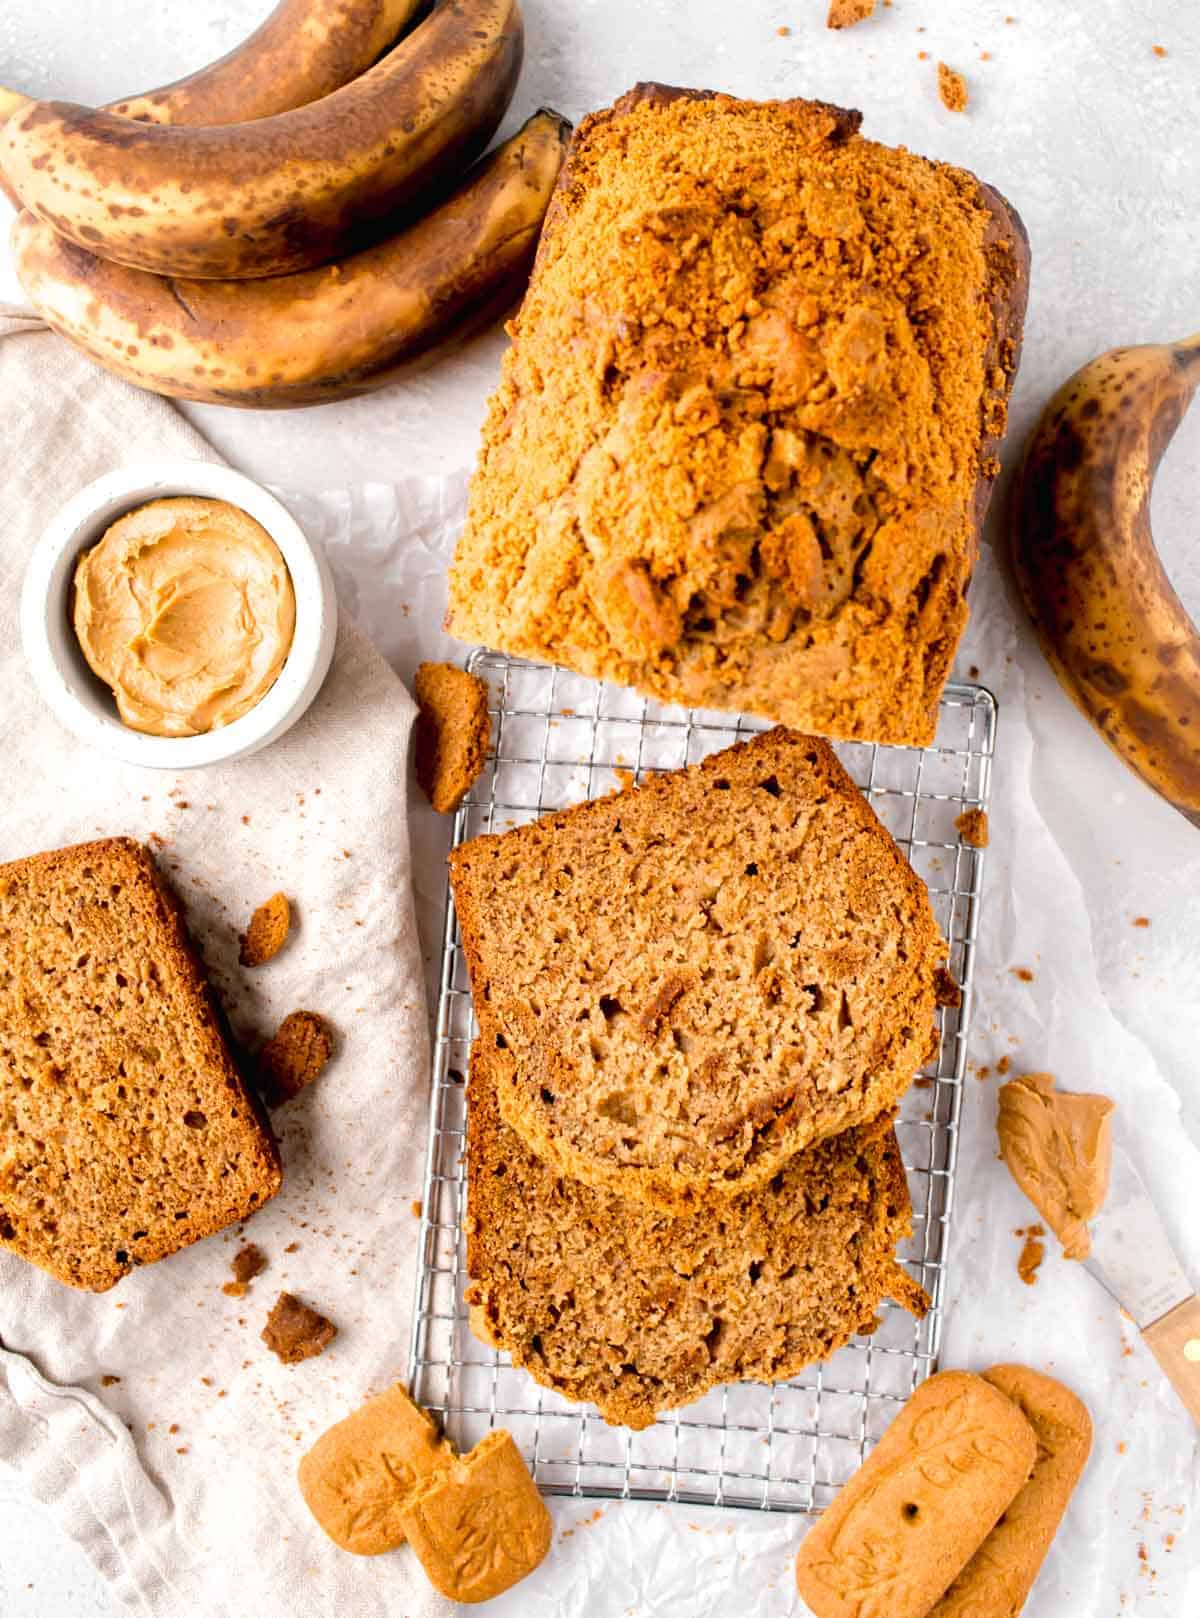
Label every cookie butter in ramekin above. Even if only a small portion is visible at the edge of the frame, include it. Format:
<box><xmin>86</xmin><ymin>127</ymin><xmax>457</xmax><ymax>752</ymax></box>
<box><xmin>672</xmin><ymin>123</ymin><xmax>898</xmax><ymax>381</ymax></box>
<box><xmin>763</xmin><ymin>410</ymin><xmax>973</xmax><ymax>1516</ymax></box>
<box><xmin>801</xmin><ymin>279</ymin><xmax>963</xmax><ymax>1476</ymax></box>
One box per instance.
<box><xmin>21</xmin><ymin>460</ymin><xmax>335</xmax><ymax>769</ymax></box>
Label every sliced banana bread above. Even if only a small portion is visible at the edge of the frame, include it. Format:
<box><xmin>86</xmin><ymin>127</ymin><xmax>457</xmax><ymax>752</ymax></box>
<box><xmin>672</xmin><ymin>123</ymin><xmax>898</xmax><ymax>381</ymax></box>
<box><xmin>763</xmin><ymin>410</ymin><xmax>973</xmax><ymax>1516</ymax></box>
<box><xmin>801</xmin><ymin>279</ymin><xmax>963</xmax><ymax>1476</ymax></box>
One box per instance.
<box><xmin>0</xmin><ymin>838</ymin><xmax>282</xmax><ymax>1291</ymax></box>
<box><xmin>465</xmin><ymin>1044</ymin><xmax>927</xmax><ymax>1429</ymax></box>
<box><xmin>450</xmin><ymin>727</ymin><xmax>944</xmax><ymax>1210</ymax></box>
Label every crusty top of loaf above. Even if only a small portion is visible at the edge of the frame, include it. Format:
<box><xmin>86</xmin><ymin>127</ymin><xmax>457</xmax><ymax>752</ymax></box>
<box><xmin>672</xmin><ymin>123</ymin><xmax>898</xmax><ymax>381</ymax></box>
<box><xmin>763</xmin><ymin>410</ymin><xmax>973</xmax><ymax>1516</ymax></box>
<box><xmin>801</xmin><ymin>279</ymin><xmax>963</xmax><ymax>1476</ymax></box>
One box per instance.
<box><xmin>465</xmin><ymin>1043</ymin><xmax>923</xmax><ymax>1429</ymax></box>
<box><xmin>447</xmin><ymin>88</ymin><xmax>1029</xmax><ymax>745</ymax></box>
<box><xmin>0</xmin><ymin>837</ymin><xmax>281</xmax><ymax>1291</ymax></box>
<box><xmin>450</xmin><ymin>727</ymin><xmax>944</xmax><ymax>1209</ymax></box>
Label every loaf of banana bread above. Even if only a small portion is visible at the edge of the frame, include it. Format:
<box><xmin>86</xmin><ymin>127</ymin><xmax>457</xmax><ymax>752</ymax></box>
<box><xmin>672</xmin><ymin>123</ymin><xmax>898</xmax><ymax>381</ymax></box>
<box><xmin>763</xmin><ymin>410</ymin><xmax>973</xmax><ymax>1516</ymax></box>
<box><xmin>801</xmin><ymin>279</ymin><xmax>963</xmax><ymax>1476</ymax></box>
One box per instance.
<box><xmin>447</xmin><ymin>84</ymin><xmax>1029</xmax><ymax>745</ymax></box>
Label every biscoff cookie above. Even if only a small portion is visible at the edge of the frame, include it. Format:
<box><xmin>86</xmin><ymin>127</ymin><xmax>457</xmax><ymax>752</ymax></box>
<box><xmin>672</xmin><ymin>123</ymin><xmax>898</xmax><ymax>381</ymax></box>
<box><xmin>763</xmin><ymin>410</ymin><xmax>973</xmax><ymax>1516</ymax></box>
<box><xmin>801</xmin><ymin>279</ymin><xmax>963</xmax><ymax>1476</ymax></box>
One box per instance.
<box><xmin>795</xmin><ymin>1370</ymin><xmax>1037</xmax><ymax>1618</ymax></box>
<box><xmin>928</xmin><ymin>1365</ymin><xmax>1092</xmax><ymax>1617</ymax></box>
<box><xmin>298</xmin><ymin>1381</ymin><xmax>453</xmax><ymax>1555</ymax></box>
<box><xmin>399</xmin><ymin>1429</ymin><xmax>551</xmax><ymax>1603</ymax></box>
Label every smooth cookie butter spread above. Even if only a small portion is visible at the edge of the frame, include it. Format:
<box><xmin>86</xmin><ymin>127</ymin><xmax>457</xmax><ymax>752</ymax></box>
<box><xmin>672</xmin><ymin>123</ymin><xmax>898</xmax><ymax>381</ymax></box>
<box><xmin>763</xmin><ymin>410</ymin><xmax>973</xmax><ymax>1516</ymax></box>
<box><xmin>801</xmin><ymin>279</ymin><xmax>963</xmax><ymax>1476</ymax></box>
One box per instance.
<box><xmin>997</xmin><ymin>1071</ymin><xmax>1115</xmax><ymax>1260</ymax></box>
<box><xmin>73</xmin><ymin>496</ymin><xmax>296</xmax><ymax>737</ymax></box>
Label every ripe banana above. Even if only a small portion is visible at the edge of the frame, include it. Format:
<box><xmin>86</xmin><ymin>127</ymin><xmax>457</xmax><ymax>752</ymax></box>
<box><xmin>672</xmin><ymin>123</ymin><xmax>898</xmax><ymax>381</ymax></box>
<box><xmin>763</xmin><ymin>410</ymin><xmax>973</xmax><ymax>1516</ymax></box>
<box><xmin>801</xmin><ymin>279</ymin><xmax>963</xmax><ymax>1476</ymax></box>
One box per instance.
<box><xmin>108</xmin><ymin>0</ymin><xmax>425</xmax><ymax>125</ymax></box>
<box><xmin>1</xmin><ymin>0</ymin><xmax>523</xmax><ymax>280</ymax></box>
<box><xmin>12</xmin><ymin>109</ymin><xmax>570</xmax><ymax>408</ymax></box>
<box><xmin>0</xmin><ymin>2</ymin><xmax>424</xmax><ymax>204</ymax></box>
<box><xmin>1011</xmin><ymin>335</ymin><xmax>1200</xmax><ymax>826</ymax></box>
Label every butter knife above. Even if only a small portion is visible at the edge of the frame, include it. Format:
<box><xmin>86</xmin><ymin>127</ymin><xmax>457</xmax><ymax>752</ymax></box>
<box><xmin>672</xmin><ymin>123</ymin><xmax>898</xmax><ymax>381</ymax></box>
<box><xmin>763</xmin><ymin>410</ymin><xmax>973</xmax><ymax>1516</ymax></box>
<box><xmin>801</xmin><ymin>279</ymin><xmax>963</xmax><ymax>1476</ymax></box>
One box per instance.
<box><xmin>1084</xmin><ymin>1141</ymin><xmax>1200</xmax><ymax>1423</ymax></box>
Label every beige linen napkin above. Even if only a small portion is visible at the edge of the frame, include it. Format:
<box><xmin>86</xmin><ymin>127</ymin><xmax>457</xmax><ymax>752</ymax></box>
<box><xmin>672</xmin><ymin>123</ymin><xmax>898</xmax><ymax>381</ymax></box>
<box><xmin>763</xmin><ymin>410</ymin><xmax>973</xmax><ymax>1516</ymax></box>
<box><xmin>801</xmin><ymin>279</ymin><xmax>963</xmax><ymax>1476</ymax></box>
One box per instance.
<box><xmin>0</xmin><ymin>308</ymin><xmax>448</xmax><ymax>1618</ymax></box>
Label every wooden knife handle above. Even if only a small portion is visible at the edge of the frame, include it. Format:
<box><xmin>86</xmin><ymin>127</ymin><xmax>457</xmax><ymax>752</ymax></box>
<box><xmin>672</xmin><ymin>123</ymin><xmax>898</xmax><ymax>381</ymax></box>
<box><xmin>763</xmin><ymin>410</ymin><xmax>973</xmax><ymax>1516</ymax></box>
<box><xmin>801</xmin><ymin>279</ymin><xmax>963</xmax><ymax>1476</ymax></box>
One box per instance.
<box><xmin>1143</xmin><ymin>1294</ymin><xmax>1200</xmax><ymax>1424</ymax></box>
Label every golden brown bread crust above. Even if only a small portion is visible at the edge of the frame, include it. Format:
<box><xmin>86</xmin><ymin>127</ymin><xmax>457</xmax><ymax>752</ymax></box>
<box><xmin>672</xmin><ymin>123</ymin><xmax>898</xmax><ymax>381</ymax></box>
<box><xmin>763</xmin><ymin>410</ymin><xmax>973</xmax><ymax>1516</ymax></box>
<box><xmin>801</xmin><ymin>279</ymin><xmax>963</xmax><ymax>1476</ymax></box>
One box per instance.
<box><xmin>447</xmin><ymin>85</ymin><xmax>1030</xmax><ymax>746</ymax></box>
<box><xmin>450</xmin><ymin>727</ymin><xmax>944</xmax><ymax>1211</ymax></box>
<box><xmin>0</xmin><ymin>837</ymin><xmax>281</xmax><ymax>1291</ymax></box>
<box><xmin>465</xmin><ymin>1043</ymin><xmax>925</xmax><ymax>1429</ymax></box>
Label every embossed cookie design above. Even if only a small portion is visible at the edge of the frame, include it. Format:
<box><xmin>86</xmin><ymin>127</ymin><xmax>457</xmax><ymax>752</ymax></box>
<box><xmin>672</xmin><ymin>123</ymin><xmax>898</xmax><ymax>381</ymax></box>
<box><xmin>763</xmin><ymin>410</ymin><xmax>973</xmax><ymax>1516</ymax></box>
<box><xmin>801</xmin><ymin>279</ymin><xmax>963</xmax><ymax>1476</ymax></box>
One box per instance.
<box><xmin>399</xmin><ymin>1429</ymin><xmax>552</xmax><ymax>1603</ymax></box>
<box><xmin>795</xmin><ymin>1371</ymin><xmax>1038</xmax><ymax>1618</ymax></box>
<box><xmin>298</xmin><ymin>1382</ymin><xmax>453</xmax><ymax>1555</ymax></box>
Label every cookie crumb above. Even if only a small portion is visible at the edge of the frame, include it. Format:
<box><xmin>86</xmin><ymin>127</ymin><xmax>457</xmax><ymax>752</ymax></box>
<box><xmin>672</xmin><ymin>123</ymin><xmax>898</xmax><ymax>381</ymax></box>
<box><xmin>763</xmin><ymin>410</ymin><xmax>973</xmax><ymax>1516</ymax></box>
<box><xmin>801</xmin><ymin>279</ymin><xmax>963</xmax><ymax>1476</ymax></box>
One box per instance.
<box><xmin>240</xmin><ymin>892</ymin><xmax>291</xmax><ymax>967</ymax></box>
<box><xmin>934</xmin><ymin>966</ymin><xmax>963</xmax><ymax>1009</ymax></box>
<box><xmin>231</xmin><ymin>1242</ymin><xmax>267</xmax><ymax>1286</ymax></box>
<box><xmin>1152</xmin><ymin>44</ymin><xmax>1167</xmax><ymax>58</ymax></box>
<box><xmin>826</xmin><ymin>0</ymin><xmax>874</xmax><ymax>27</ymax></box>
<box><xmin>100</xmin><ymin>1374</ymin><xmax>121</xmax><ymax>1387</ymax></box>
<box><xmin>262</xmin><ymin>1292</ymin><xmax>337</xmax><ymax>1365</ymax></box>
<box><xmin>777</xmin><ymin>24</ymin><xmax>791</xmax><ymax>35</ymax></box>
<box><xmin>996</xmin><ymin>1055</ymin><xmax>1011</xmax><ymax>1076</ymax></box>
<box><xmin>1132</xmin><ymin>916</ymin><xmax>1150</xmax><ymax>928</ymax></box>
<box><xmin>411</xmin><ymin>1199</ymin><xmax>423</xmax><ymax>1218</ymax></box>
<box><xmin>917</xmin><ymin>49</ymin><xmax>929</xmax><ymax>59</ymax></box>
<box><xmin>414</xmin><ymin>662</ymin><xmax>491</xmax><ymax>814</ymax></box>
<box><xmin>284</xmin><ymin>1241</ymin><xmax>300</xmax><ymax>1254</ymax></box>
<box><xmin>1011</xmin><ymin>966</ymin><xmax>1035</xmax><ymax>983</ymax></box>
<box><xmin>955</xmin><ymin>808</ymin><xmax>989</xmax><ymax>848</ymax></box>
<box><xmin>614</xmin><ymin>766</ymin><xmax>636</xmax><ymax>792</ymax></box>
<box><xmin>1017</xmin><ymin>1229</ymin><xmax>1045</xmax><ymax>1285</ymax></box>
<box><xmin>938</xmin><ymin>62</ymin><xmax>969</xmax><ymax>112</ymax></box>
<box><xmin>222</xmin><ymin>1280</ymin><xmax>249</xmax><ymax>1298</ymax></box>
<box><xmin>968</xmin><ymin>664</ymin><xmax>980</xmax><ymax>678</ymax></box>
<box><xmin>259</xmin><ymin>1010</ymin><xmax>334</xmax><ymax>1107</ymax></box>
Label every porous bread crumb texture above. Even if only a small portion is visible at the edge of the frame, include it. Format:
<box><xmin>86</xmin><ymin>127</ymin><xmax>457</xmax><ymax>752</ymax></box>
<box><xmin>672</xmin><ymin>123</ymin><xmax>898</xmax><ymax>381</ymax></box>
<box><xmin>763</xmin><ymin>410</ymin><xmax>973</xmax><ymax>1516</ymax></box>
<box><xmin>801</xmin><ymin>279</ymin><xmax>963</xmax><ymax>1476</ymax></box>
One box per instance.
<box><xmin>0</xmin><ymin>837</ymin><xmax>281</xmax><ymax>1292</ymax></box>
<box><xmin>239</xmin><ymin>891</ymin><xmax>290</xmax><ymax>967</ymax></box>
<box><xmin>258</xmin><ymin>1009</ymin><xmax>333</xmax><ymax>1107</ymax></box>
<box><xmin>466</xmin><ymin>1045</ymin><xmax>925</xmax><ymax>1429</ymax></box>
<box><xmin>954</xmin><ymin>807</ymin><xmax>989</xmax><ymax>847</ymax></box>
<box><xmin>262</xmin><ymin>1291</ymin><xmax>337</xmax><ymax>1363</ymax></box>
<box><xmin>827</xmin><ymin>0</ymin><xmax>875</xmax><ymax>28</ymax></box>
<box><xmin>450</xmin><ymin>728</ymin><xmax>945</xmax><ymax>1210</ymax></box>
<box><xmin>447</xmin><ymin>87</ymin><xmax>1028</xmax><ymax>747</ymax></box>
<box><xmin>938</xmin><ymin>62</ymin><xmax>969</xmax><ymax>112</ymax></box>
<box><xmin>413</xmin><ymin>661</ymin><xmax>491</xmax><ymax>814</ymax></box>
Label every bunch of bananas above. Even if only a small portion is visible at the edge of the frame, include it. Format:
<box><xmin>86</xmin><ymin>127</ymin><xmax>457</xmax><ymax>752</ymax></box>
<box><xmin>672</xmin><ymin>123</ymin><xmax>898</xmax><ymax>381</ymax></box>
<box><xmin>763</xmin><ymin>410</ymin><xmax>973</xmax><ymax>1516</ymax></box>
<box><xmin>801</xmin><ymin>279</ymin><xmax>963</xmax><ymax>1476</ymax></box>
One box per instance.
<box><xmin>0</xmin><ymin>0</ymin><xmax>569</xmax><ymax>407</ymax></box>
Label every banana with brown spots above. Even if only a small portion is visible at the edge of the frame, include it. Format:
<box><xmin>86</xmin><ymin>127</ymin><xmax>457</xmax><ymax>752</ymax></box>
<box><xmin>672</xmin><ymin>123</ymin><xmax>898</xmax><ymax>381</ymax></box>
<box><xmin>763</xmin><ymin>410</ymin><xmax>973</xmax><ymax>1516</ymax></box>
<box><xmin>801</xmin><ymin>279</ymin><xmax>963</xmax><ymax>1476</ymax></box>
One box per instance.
<box><xmin>1012</xmin><ymin>335</ymin><xmax>1200</xmax><ymax>825</ymax></box>
<box><xmin>1</xmin><ymin>0</ymin><xmax>523</xmax><ymax>280</ymax></box>
<box><xmin>12</xmin><ymin>110</ymin><xmax>570</xmax><ymax>407</ymax></box>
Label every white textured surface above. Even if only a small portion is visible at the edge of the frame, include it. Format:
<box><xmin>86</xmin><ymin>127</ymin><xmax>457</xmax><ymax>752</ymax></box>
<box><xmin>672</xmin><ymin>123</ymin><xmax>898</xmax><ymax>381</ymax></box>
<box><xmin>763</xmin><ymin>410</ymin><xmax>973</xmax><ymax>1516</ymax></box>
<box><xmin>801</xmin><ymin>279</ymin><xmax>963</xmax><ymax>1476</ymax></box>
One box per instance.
<box><xmin>1</xmin><ymin>2</ymin><xmax>1199</xmax><ymax>1615</ymax></box>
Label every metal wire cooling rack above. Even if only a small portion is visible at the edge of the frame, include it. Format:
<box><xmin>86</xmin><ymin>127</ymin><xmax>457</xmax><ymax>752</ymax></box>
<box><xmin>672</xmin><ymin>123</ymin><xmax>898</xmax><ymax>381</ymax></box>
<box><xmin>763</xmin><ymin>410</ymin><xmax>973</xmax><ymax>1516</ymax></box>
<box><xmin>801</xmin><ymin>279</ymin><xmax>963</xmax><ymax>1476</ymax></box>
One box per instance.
<box><xmin>408</xmin><ymin>650</ymin><xmax>996</xmax><ymax>1514</ymax></box>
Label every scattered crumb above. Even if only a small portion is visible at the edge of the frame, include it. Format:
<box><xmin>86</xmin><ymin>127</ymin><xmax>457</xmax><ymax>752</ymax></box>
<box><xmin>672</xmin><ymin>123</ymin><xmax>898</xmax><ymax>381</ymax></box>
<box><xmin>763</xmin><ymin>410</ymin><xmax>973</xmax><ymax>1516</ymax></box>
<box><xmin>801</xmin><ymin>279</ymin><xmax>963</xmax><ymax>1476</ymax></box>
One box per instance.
<box><xmin>258</xmin><ymin>1010</ymin><xmax>334</xmax><ymax>1107</ymax></box>
<box><xmin>1118</xmin><ymin>1441</ymin><xmax>1128</xmax><ymax>1454</ymax></box>
<box><xmin>996</xmin><ymin>1055</ymin><xmax>1011</xmax><ymax>1076</ymax></box>
<box><xmin>176</xmin><ymin>1446</ymin><xmax>189</xmax><ymax>1455</ymax></box>
<box><xmin>100</xmin><ymin>1374</ymin><xmax>121</xmax><ymax>1387</ymax></box>
<box><xmin>1010</xmin><ymin>967</ymin><xmax>1035</xmax><ymax>983</ymax></box>
<box><xmin>230</xmin><ymin>1243</ymin><xmax>267</xmax><ymax>1288</ymax></box>
<box><xmin>241</xmin><ymin>814</ymin><xmax>251</xmax><ymax>826</ymax></box>
<box><xmin>614</xmin><ymin>766</ymin><xmax>636</xmax><ymax>792</ymax></box>
<box><xmin>284</xmin><ymin>1241</ymin><xmax>300</xmax><ymax>1254</ymax></box>
<box><xmin>1017</xmin><ymin>1230</ymin><xmax>1045</xmax><ymax>1285</ymax></box>
<box><xmin>411</xmin><ymin>1199</ymin><xmax>423</xmax><ymax>1219</ymax></box>
<box><xmin>1152</xmin><ymin>44</ymin><xmax>1167</xmax><ymax>58</ymax></box>
<box><xmin>980</xmin><ymin>50</ymin><xmax>992</xmax><ymax>60</ymax></box>
<box><xmin>262</xmin><ymin>1293</ymin><xmax>337</xmax><ymax>1365</ymax></box>
<box><xmin>826</xmin><ymin>0</ymin><xmax>874</xmax><ymax>29</ymax></box>
<box><xmin>913</xmin><ymin>1076</ymin><xmax>934</xmax><ymax>1090</ymax></box>
<box><xmin>222</xmin><ymin>1280</ymin><xmax>249</xmax><ymax>1298</ymax></box>
<box><xmin>917</xmin><ymin>49</ymin><xmax>929</xmax><ymax>59</ymax></box>
<box><xmin>1132</xmin><ymin>916</ymin><xmax>1150</xmax><ymax>928</ymax></box>
<box><xmin>934</xmin><ymin>967</ymin><xmax>963</xmax><ymax>1009</ymax></box>
<box><xmin>777</xmin><ymin>24</ymin><xmax>790</xmax><ymax>35</ymax></box>
<box><xmin>938</xmin><ymin>61</ymin><xmax>969</xmax><ymax>112</ymax></box>
<box><xmin>976</xmin><ymin>1065</ymin><xmax>991</xmax><ymax>1081</ymax></box>
<box><xmin>239</xmin><ymin>892</ymin><xmax>291</xmax><ymax>968</ymax></box>
<box><xmin>968</xmin><ymin>664</ymin><xmax>980</xmax><ymax>679</ymax></box>
<box><xmin>414</xmin><ymin>661</ymin><xmax>491</xmax><ymax>814</ymax></box>
<box><xmin>955</xmin><ymin>808</ymin><xmax>989</xmax><ymax>848</ymax></box>
<box><xmin>168</xmin><ymin>1423</ymin><xmax>179</xmax><ymax>1435</ymax></box>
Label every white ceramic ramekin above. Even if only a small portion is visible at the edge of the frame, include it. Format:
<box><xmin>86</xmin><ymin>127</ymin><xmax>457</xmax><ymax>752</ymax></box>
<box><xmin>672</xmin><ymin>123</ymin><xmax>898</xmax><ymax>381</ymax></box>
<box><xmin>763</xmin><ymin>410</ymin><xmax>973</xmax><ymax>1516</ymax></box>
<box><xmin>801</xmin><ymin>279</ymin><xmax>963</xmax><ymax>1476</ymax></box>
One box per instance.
<box><xmin>20</xmin><ymin>459</ymin><xmax>337</xmax><ymax>770</ymax></box>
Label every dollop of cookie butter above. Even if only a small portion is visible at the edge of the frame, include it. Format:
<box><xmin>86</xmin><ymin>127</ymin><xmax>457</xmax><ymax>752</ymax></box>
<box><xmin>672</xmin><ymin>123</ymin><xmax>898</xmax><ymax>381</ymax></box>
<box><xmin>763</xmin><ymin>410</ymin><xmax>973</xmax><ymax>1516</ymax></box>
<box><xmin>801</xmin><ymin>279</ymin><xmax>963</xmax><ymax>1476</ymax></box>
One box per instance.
<box><xmin>73</xmin><ymin>496</ymin><xmax>296</xmax><ymax>737</ymax></box>
<box><xmin>997</xmin><ymin>1072</ymin><xmax>1115</xmax><ymax>1260</ymax></box>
